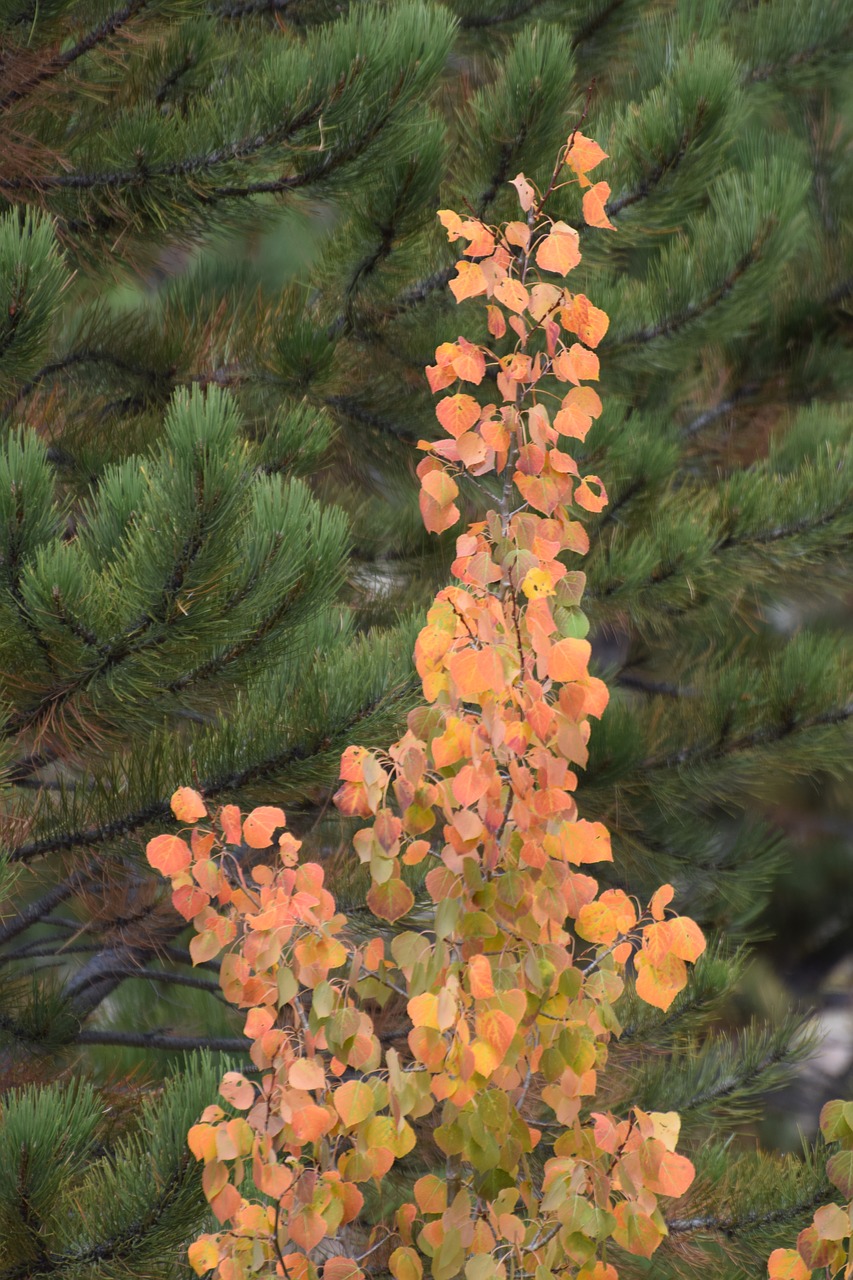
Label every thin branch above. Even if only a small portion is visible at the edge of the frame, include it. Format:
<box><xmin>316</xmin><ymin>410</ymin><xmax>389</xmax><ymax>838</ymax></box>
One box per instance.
<box><xmin>75</xmin><ymin>1028</ymin><xmax>247</xmax><ymax>1051</ymax></box>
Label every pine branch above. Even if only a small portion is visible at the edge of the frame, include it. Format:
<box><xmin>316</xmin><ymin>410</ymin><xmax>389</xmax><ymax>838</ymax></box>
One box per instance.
<box><xmin>0</xmin><ymin>870</ymin><xmax>90</xmax><ymax>946</ymax></box>
<box><xmin>606</xmin><ymin>112</ymin><xmax>708</xmax><ymax>218</ymax></box>
<box><xmin>0</xmin><ymin>0</ymin><xmax>150</xmax><ymax>114</ymax></box>
<box><xmin>570</xmin><ymin>0</ymin><xmax>627</xmax><ymax>50</ymax></box>
<box><xmin>75</xmin><ymin>1028</ymin><xmax>246</xmax><ymax>1051</ymax></box>
<box><xmin>9</xmin><ymin>677</ymin><xmax>413</xmax><ymax>863</ymax></box>
<box><xmin>459</xmin><ymin>0</ymin><xmax>550</xmax><ymax>31</ymax></box>
<box><xmin>718</xmin><ymin>500</ymin><xmax>851</xmax><ymax>549</ymax></box>
<box><xmin>667</xmin><ymin>1187</ymin><xmax>830</xmax><ymax>1239</ymax></box>
<box><xmin>642</xmin><ymin>702</ymin><xmax>853</xmax><ymax>773</ymax></box>
<box><xmin>616</xmin><ymin>673</ymin><xmax>695</xmax><ymax>698</ymax></box>
<box><xmin>606</xmin><ymin>238</ymin><xmax>768</xmax><ymax>351</ymax></box>
<box><xmin>0</xmin><ymin>99</ymin><xmax>327</xmax><ymax>194</ymax></box>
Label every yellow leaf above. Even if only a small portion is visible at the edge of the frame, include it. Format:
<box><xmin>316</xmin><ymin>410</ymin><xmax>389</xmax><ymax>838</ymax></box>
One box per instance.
<box><xmin>521</xmin><ymin>568</ymin><xmax>555</xmax><ymax>599</ymax></box>
<box><xmin>187</xmin><ymin>1238</ymin><xmax>220</xmax><ymax>1275</ymax></box>
<box><xmin>333</xmin><ymin>1080</ymin><xmax>375</xmax><ymax>1127</ymax></box>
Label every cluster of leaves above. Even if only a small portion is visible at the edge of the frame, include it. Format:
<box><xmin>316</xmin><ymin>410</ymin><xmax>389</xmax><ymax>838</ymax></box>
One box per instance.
<box><xmin>768</xmin><ymin>1101</ymin><xmax>853</xmax><ymax>1279</ymax></box>
<box><xmin>145</xmin><ymin>139</ymin><xmax>708</xmax><ymax>1280</ymax></box>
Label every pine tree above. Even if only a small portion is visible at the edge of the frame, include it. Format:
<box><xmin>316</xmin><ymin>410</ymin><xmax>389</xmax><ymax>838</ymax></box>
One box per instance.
<box><xmin>0</xmin><ymin>0</ymin><xmax>851</xmax><ymax>1275</ymax></box>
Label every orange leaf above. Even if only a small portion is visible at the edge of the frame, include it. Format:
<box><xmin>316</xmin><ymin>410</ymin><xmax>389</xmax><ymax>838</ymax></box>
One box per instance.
<box><xmin>436</xmin><ymin>394</ymin><xmax>481</xmax><ymax>438</ymax></box>
<box><xmin>448</xmin><ymin>647</ymin><xmax>506</xmax><ymax>699</ymax></box>
<box><xmin>171</xmin><ymin>787</ymin><xmax>207</xmax><ymax>823</ymax></box>
<box><xmin>219</xmin><ymin>1071</ymin><xmax>255</xmax><ymax>1110</ymax></box>
<box><xmin>577</xmin><ymin>1266</ymin><xmax>617</xmax><ymax>1280</ymax></box>
<box><xmin>187</xmin><ymin>1124</ymin><xmax>218</xmax><ymax>1163</ymax></box>
<box><xmin>414</xmin><ymin>1174</ymin><xmax>447</xmax><ymax>1214</ymax></box>
<box><xmin>208</xmin><ymin>1180</ymin><xmax>241</xmax><ymax>1225</ymax></box>
<box><xmin>634</xmin><ymin>950</ymin><xmax>688</xmax><ymax>1011</ymax></box>
<box><xmin>565</xmin><ymin>132</ymin><xmax>608</xmax><ymax>184</ymax></box>
<box><xmin>666</xmin><ymin>916</ymin><xmax>706</xmax><ymax>962</ymax></box>
<box><xmin>290</xmin><ymin>1206</ymin><xmax>327</xmax><ymax>1253</ymax></box>
<box><xmin>289</xmin><ymin>1058</ymin><xmax>326</xmax><ymax>1091</ymax></box>
<box><xmin>504</xmin><ymin>220</ymin><xmax>530</xmax><ymax>249</ymax></box>
<box><xmin>812</xmin><ymin>1203</ymin><xmax>850</xmax><ymax>1241</ymax></box>
<box><xmin>437</xmin><ymin>210</ymin><xmax>464</xmax><ymax>241</ymax></box>
<box><xmin>494</xmin><ymin>277</ymin><xmax>529</xmax><ymax>314</ymax></box>
<box><xmin>340</xmin><ymin>745</ymin><xmax>370</xmax><ymax>781</ymax></box>
<box><xmin>649</xmin><ymin>883</ymin><xmax>675</xmax><ymax>921</ymax></box>
<box><xmin>323</xmin><ymin>1260</ymin><xmax>365</xmax><ymax>1280</ymax></box>
<box><xmin>468</xmin><ymin>953</ymin><xmax>496</xmax><ymax>998</ymax></box>
<box><xmin>612</xmin><ymin>1202</ymin><xmax>665</xmax><ymax>1259</ymax></box>
<box><xmin>290</xmin><ymin>1103</ymin><xmax>334</xmax><ymax>1143</ymax></box>
<box><xmin>535</xmin><ymin>222</ymin><xmax>581</xmax><ymax>275</ymax></box>
<box><xmin>767</xmin><ymin>1250</ymin><xmax>812</xmax><ymax>1280</ymax></box>
<box><xmin>188</xmin><ymin>1239</ymin><xmax>220</xmax><ymax>1275</ymax></box>
<box><xmin>547</xmin><ymin>637</ymin><xmax>592</xmax><ymax>683</ymax></box>
<box><xmin>563</xmin><ymin>295</ymin><xmax>609</xmax><ymax>347</ymax></box>
<box><xmin>219</xmin><ymin>803</ymin><xmax>242</xmax><ymax>843</ymax></box>
<box><xmin>146</xmin><ymin>834</ymin><xmax>192</xmax><ymax>877</ymax></box>
<box><xmin>583</xmin><ymin>181</ymin><xmax>614</xmax><ymax>230</ymax></box>
<box><xmin>475</xmin><ymin>1009</ymin><xmax>516</xmax><ymax>1064</ymax></box>
<box><xmin>562</xmin><ymin>819</ymin><xmax>612</xmax><ymax>864</ymax></box>
<box><xmin>486</xmin><ymin>305</ymin><xmax>506</xmax><ymax>338</ymax></box>
<box><xmin>449</xmin><ymin>261</ymin><xmax>487</xmax><ymax>302</ymax></box>
<box><xmin>575</xmin><ymin>475</ymin><xmax>608</xmax><ymax>512</ymax></box>
<box><xmin>243</xmin><ymin>806</ymin><xmax>286</xmax><ymax>849</ymax></box>
<box><xmin>171</xmin><ymin>883</ymin><xmax>209</xmax><ymax>921</ymax></box>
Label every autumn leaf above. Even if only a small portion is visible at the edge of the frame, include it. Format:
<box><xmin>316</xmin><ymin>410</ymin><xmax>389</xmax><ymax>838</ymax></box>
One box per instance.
<box><xmin>767</xmin><ymin>1250</ymin><xmax>812</xmax><ymax>1280</ymax></box>
<box><xmin>486</xmin><ymin>305</ymin><xmax>506</xmax><ymax>338</ymax></box>
<box><xmin>535</xmin><ymin>222</ymin><xmax>581</xmax><ymax>275</ymax></box>
<box><xmin>188</xmin><ymin>1239</ymin><xmax>220</xmax><ymax>1275</ymax></box>
<box><xmin>634</xmin><ymin>949</ymin><xmax>688</xmax><ymax>1011</ymax></box>
<box><xmin>146</xmin><ymin>834</ymin><xmax>192</xmax><ymax>877</ymax></box>
<box><xmin>565</xmin><ymin>132</ymin><xmax>608</xmax><ymax>186</ymax></box>
<box><xmin>171</xmin><ymin>787</ymin><xmax>207</xmax><ymax>822</ymax></box>
<box><xmin>448</xmin><ymin>647</ymin><xmax>506</xmax><ymax>699</ymax></box>
<box><xmin>510</xmin><ymin>173</ymin><xmax>535</xmax><ymax>211</ymax></box>
<box><xmin>436</xmin><ymin>394</ymin><xmax>481</xmax><ymax>438</ymax></box>
<box><xmin>494</xmin><ymin>277</ymin><xmax>529</xmax><ymax>313</ymax></box>
<box><xmin>389</xmin><ymin>1247</ymin><xmax>423</xmax><ymax>1280</ymax></box>
<box><xmin>242</xmin><ymin>806</ymin><xmax>286</xmax><ymax>849</ymax></box>
<box><xmin>612</xmin><ymin>1202</ymin><xmax>665</xmax><ymax>1258</ymax></box>
<box><xmin>449</xmin><ymin>261</ymin><xmax>488</xmax><ymax>302</ymax></box>
<box><xmin>334</xmin><ymin>1080</ymin><xmax>375</xmax><ymax>1127</ymax></box>
<box><xmin>367</xmin><ymin>878</ymin><xmax>415</xmax><ymax>923</ymax></box>
<box><xmin>582</xmin><ymin>182</ymin><xmax>614</xmax><ymax>230</ymax></box>
<box><xmin>547</xmin><ymin>637</ymin><xmax>592</xmax><ymax>682</ymax></box>
<box><xmin>414</xmin><ymin>1174</ymin><xmax>447</xmax><ymax>1214</ymax></box>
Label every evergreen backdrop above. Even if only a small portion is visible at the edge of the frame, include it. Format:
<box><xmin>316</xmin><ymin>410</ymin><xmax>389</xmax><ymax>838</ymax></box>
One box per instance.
<box><xmin>0</xmin><ymin>0</ymin><xmax>850</xmax><ymax>1275</ymax></box>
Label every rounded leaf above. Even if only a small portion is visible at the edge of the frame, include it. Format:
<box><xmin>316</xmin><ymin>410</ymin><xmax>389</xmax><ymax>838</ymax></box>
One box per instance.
<box><xmin>767</xmin><ymin>1249</ymin><xmax>811</xmax><ymax>1280</ymax></box>
<box><xmin>243</xmin><ymin>806</ymin><xmax>286</xmax><ymax>848</ymax></box>
<box><xmin>333</xmin><ymin>1080</ymin><xmax>375</xmax><ymax>1127</ymax></box>
<box><xmin>170</xmin><ymin>787</ymin><xmax>207</xmax><ymax>822</ymax></box>
<box><xmin>146</xmin><ymin>834</ymin><xmax>192</xmax><ymax>877</ymax></box>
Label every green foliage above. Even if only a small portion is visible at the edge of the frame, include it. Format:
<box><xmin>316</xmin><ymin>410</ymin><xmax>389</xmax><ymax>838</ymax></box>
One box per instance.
<box><xmin>0</xmin><ymin>1057</ymin><xmax>220</xmax><ymax>1280</ymax></box>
